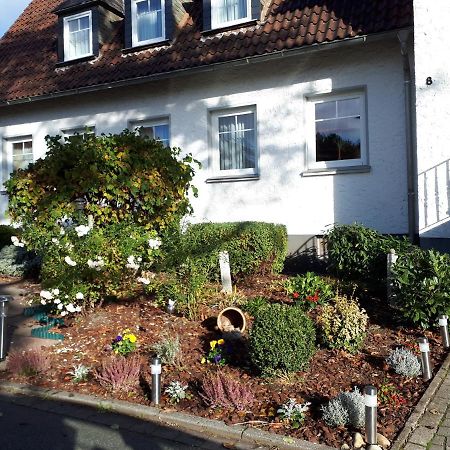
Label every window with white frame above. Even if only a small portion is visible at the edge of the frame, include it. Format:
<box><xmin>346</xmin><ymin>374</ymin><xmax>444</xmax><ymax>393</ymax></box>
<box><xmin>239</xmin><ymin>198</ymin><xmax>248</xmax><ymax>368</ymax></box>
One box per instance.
<box><xmin>2</xmin><ymin>137</ymin><xmax>33</xmax><ymax>188</ymax></box>
<box><xmin>211</xmin><ymin>0</ymin><xmax>251</xmax><ymax>28</ymax></box>
<box><xmin>130</xmin><ymin>119</ymin><xmax>170</xmax><ymax>147</ymax></box>
<box><xmin>210</xmin><ymin>107</ymin><xmax>257</xmax><ymax>178</ymax></box>
<box><xmin>306</xmin><ymin>91</ymin><xmax>367</xmax><ymax>170</ymax></box>
<box><xmin>63</xmin><ymin>11</ymin><xmax>93</xmax><ymax>61</ymax></box>
<box><xmin>132</xmin><ymin>0</ymin><xmax>165</xmax><ymax>46</ymax></box>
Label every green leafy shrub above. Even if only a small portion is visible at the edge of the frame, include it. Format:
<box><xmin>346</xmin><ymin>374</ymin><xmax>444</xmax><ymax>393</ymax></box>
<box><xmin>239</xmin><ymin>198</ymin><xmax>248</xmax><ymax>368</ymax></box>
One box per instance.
<box><xmin>284</xmin><ymin>272</ymin><xmax>334</xmax><ymax>310</ymax></box>
<box><xmin>242</xmin><ymin>296</ymin><xmax>270</xmax><ymax>317</ymax></box>
<box><xmin>162</xmin><ymin>222</ymin><xmax>287</xmax><ymax>281</ymax></box>
<box><xmin>0</xmin><ymin>245</ymin><xmax>41</xmax><ymax>277</ymax></box>
<box><xmin>325</xmin><ymin>223</ymin><xmax>412</xmax><ymax>281</ymax></box>
<box><xmin>249</xmin><ymin>304</ymin><xmax>316</xmax><ymax>374</ymax></box>
<box><xmin>391</xmin><ymin>248</ymin><xmax>450</xmax><ymax>328</ymax></box>
<box><xmin>318</xmin><ymin>294</ymin><xmax>368</xmax><ymax>353</ymax></box>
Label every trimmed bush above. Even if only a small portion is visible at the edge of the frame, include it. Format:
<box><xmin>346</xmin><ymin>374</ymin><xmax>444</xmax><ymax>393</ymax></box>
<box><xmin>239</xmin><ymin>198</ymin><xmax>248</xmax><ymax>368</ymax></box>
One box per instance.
<box><xmin>318</xmin><ymin>294</ymin><xmax>368</xmax><ymax>354</ymax></box>
<box><xmin>163</xmin><ymin>222</ymin><xmax>287</xmax><ymax>281</ymax></box>
<box><xmin>249</xmin><ymin>304</ymin><xmax>316</xmax><ymax>374</ymax></box>
<box><xmin>391</xmin><ymin>248</ymin><xmax>450</xmax><ymax>328</ymax></box>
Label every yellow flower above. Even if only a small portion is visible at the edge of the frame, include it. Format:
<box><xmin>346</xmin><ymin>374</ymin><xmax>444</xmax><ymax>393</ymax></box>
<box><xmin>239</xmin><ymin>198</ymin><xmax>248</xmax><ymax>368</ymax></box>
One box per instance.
<box><xmin>217</xmin><ymin>339</ymin><xmax>225</xmax><ymax>345</ymax></box>
<box><xmin>201</xmin><ymin>357</ymin><xmax>206</xmax><ymax>364</ymax></box>
<box><xmin>210</xmin><ymin>340</ymin><xmax>217</xmax><ymax>349</ymax></box>
<box><xmin>127</xmin><ymin>334</ymin><xmax>137</xmax><ymax>343</ymax></box>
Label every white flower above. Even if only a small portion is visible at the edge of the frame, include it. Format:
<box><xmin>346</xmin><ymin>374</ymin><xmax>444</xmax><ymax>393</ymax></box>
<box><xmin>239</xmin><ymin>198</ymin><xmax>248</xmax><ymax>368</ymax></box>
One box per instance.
<box><xmin>65</xmin><ymin>242</ymin><xmax>74</xmax><ymax>250</ymax></box>
<box><xmin>66</xmin><ymin>303</ymin><xmax>76</xmax><ymax>313</ymax></box>
<box><xmin>75</xmin><ymin>306</ymin><xmax>82</xmax><ymax>313</ymax></box>
<box><xmin>51</xmin><ymin>238</ymin><xmax>59</xmax><ymax>244</ymax></box>
<box><xmin>40</xmin><ymin>290</ymin><xmax>53</xmax><ymax>300</ymax></box>
<box><xmin>75</xmin><ymin>292</ymin><xmax>84</xmax><ymax>300</ymax></box>
<box><xmin>51</xmin><ymin>288</ymin><xmax>60</xmax><ymax>296</ymax></box>
<box><xmin>168</xmin><ymin>299</ymin><xmax>176</xmax><ymax>307</ymax></box>
<box><xmin>137</xmin><ymin>277</ymin><xmax>150</xmax><ymax>285</ymax></box>
<box><xmin>75</xmin><ymin>225</ymin><xmax>90</xmax><ymax>237</ymax></box>
<box><xmin>60</xmin><ymin>227</ymin><xmax>66</xmax><ymax>236</ymax></box>
<box><xmin>60</xmin><ymin>311</ymin><xmax>67</xmax><ymax>317</ymax></box>
<box><xmin>126</xmin><ymin>255</ymin><xmax>140</xmax><ymax>270</ymax></box>
<box><xmin>64</xmin><ymin>256</ymin><xmax>77</xmax><ymax>266</ymax></box>
<box><xmin>87</xmin><ymin>257</ymin><xmax>104</xmax><ymax>271</ymax></box>
<box><xmin>57</xmin><ymin>303</ymin><xmax>63</xmax><ymax>310</ymax></box>
<box><xmin>148</xmin><ymin>238</ymin><xmax>162</xmax><ymax>249</ymax></box>
<box><xmin>54</xmin><ymin>299</ymin><xmax>61</xmax><ymax>304</ymax></box>
<box><xmin>11</xmin><ymin>236</ymin><xmax>25</xmax><ymax>247</ymax></box>
<box><xmin>40</xmin><ymin>299</ymin><xmax>47</xmax><ymax>305</ymax></box>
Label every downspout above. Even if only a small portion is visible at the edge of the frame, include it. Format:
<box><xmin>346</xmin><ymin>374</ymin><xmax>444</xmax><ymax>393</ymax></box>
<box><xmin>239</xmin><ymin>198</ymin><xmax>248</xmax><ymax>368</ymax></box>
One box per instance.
<box><xmin>397</xmin><ymin>30</ymin><xmax>418</xmax><ymax>243</ymax></box>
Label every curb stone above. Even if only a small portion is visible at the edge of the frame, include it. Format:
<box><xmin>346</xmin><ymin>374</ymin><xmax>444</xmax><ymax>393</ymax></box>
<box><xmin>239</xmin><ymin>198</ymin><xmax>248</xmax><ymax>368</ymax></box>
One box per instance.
<box><xmin>391</xmin><ymin>351</ymin><xmax>450</xmax><ymax>450</ymax></box>
<box><xmin>0</xmin><ymin>381</ymin><xmax>334</xmax><ymax>450</ymax></box>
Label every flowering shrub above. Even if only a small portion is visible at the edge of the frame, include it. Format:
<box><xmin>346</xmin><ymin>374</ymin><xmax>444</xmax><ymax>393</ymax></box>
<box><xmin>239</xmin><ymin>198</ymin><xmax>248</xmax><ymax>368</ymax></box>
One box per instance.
<box><xmin>200</xmin><ymin>370</ymin><xmax>255</xmax><ymax>411</ymax></box>
<box><xmin>277</xmin><ymin>398</ymin><xmax>310</xmax><ymax>429</ymax></box>
<box><xmin>6</xmin><ymin>350</ymin><xmax>50</xmax><ymax>376</ymax></box>
<box><xmin>284</xmin><ymin>272</ymin><xmax>333</xmax><ymax>310</ymax></box>
<box><xmin>94</xmin><ymin>355</ymin><xmax>141</xmax><ymax>391</ymax></box>
<box><xmin>165</xmin><ymin>381</ymin><xmax>192</xmax><ymax>404</ymax></box>
<box><xmin>201</xmin><ymin>339</ymin><xmax>229</xmax><ymax>366</ymax></box>
<box><xmin>111</xmin><ymin>329</ymin><xmax>137</xmax><ymax>356</ymax></box>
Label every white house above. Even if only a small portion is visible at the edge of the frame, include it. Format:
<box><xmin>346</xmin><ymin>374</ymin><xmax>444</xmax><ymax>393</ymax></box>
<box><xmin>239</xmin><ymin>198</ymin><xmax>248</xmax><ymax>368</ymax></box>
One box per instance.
<box><xmin>0</xmin><ymin>0</ymin><xmax>448</xmax><ymax>252</ymax></box>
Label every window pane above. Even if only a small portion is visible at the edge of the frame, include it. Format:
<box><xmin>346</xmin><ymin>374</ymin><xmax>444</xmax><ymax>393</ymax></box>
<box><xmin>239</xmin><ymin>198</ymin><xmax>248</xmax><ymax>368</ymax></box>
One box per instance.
<box><xmin>68</xmin><ymin>18</ymin><xmax>79</xmax><ymax>32</ymax></box>
<box><xmin>316</xmin><ymin>117</ymin><xmax>361</xmax><ymax>161</ymax></box>
<box><xmin>136</xmin><ymin>0</ymin><xmax>149</xmax><ymax>14</ymax></box>
<box><xmin>67</xmin><ymin>16</ymin><xmax>90</xmax><ymax>58</ymax></box>
<box><xmin>79</xmin><ymin>16</ymin><xmax>90</xmax><ymax>30</ymax></box>
<box><xmin>154</xmin><ymin>125</ymin><xmax>169</xmax><ymax>145</ymax></box>
<box><xmin>218</xmin><ymin>116</ymin><xmax>235</xmax><ymax>133</ymax></box>
<box><xmin>12</xmin><ymin>141</ymin><xmax>33</xmax><ymax>171</ymax></box>
<box><xmin>315</xmin><ymin>101</ymin><xmax>336</xmax><ymax>120</ymax></box>
<box><xmin>150</xmin><ymin>0</ymin><xmax>162</xmax><ymax>11</ymax></box>
<box><xmin>139</xmin><ymin>126</ymin><xmax>155</xmax><ymax>139</ymax></box>
<box><xmin>337</xmin><ymin>97</ymin><xmax>360</xmax><ymax>118</ymax></box>
<box><xmin>137</xmin><ymin>0</ymin><xmax>162</xmax><ymax>41</ymax></box>
<box><xmin>236</xmin><ymin>113</ymin><xmax>253</xmax><ymax>130</ymax></box>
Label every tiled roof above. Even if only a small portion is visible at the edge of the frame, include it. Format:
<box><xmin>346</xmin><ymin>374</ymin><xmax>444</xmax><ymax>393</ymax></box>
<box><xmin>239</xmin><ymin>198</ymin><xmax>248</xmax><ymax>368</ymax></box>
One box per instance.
<box><xmin>0</xmin><ymin>0</ymin><xmax>413</xmax><ymax>104</ymax></box>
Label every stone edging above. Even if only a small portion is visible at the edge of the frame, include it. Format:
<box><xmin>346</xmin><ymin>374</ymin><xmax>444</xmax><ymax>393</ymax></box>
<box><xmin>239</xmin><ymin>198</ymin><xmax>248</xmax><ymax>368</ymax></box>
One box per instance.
<box><xmin>0</xmin><ymin>381</ymin><xmax>334</xmax><ymax>450</ymax></box>
<box><xmin>390</xmin><ymin>351</ymin><xmax>450</xmax><ymax>450</ymax></box>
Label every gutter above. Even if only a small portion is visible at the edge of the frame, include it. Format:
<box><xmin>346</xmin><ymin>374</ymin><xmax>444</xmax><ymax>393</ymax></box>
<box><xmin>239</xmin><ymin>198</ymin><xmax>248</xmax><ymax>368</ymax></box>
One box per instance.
<box><xmin>397</xmin><ymin>29</ymin><xmax>418</xmax><ymax>243</ymax></box>
<box><xmin>0</xmin><ymin>28</ymin><xmax>409</xmax><ymax>108</ymax></box>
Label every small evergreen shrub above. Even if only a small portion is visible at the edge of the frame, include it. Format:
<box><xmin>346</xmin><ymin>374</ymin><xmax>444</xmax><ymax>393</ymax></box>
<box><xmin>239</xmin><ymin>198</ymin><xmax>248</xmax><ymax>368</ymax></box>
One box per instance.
<box><xmin>322</xmin><ymin>388</ymin><xmax>365</xmax><ymax>428</ymax></box>
<box><xmin>318</xmin><ymin>294</ymin><xmax>368</xmax><ymax>354</ymax></box>
<box><xmin>391</xmin><ymin>248</ymin><xmax>450</xmax><ymax>328</ymax></box>
<box><xmin>94</xmin><ymin>355</ymin><xmax>141</xmax><ymax>391</ymax></box>
<box><xmin>249</xmin><ymin>304</ymin><xmax>316</xmax><ymax>374</ymax></box>
<box><xmin>6</xmin><ymin>350</ymin><xmax>50</xmax><ymax>376</ymax></box>
<box><xmin>0</xmin><ymin>245</ymin><xmax>40</xmax><ymax>277</ymax></box>
<box><xmin>151</xmin><ymin>334</ymin><xmax>182</xmax><ymax>366</ymax></box>
<box><xmin>386</xmin><ymin>347</ymin><xmax>421</xmax><ymax>377</ymax></box>
<box><xmin>284</xmin><ymin>272</ymin><xmax>334</xmax><ymax>310</ymax></box>
<box><xmin>200</xmin><ymin>370</ymin><xmax>255</xmax><ymax>411</ymax></box>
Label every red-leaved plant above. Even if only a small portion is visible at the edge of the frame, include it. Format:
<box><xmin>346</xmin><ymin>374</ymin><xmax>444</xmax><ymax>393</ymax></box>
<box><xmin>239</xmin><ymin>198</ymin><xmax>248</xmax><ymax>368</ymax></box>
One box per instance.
<box><xmin>200</xmin><ymin>370</ymin><xmax>255</xmax><ymax>411</ymax></box>
<box><xmin>94</xmin><ymin>355</ymin><xmax>141</xmax><ymax>391</ymax></box>
<box><xmin>6</xmin><ymin>349</ymin><xmax>51</xmax><ymax>376</ymax></box>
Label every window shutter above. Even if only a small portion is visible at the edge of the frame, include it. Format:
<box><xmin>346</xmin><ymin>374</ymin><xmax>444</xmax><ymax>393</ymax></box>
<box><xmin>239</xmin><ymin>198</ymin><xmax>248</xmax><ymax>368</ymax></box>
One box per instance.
<box><xmin>251</xmin><ymin>0</ymin><xmax>260</xmax><ymax>20</ymax></box>
<box><xmin>91</xmin><ymin>8</ymin><xmax>100</xmax><ymax>56</ymax></box>
<box><xmin>124</xmin><ymin>0</ymin><xmax>132</xmax><ymax>48</ymax></box>
<box><xmin>203</xmin><ymin>0</ymin><xmax>212</xmax><ymax>31</ymax></box>
<box><xmin>165</xmin><ymin>0</ymin><xmax>174</xmax><ymax>40</ymax></box>
<box><xmin>57</xmin><ymin>16</ymin><xmax>64</xmax><ymax>62</ymax></box>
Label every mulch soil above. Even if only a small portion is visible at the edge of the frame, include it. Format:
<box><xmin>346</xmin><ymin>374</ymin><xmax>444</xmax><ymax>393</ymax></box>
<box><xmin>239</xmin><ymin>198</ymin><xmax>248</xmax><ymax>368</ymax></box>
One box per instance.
<box><xmin>0</xmin><ymin>274</ymin><xmax>446</xmax><ymax>448</ymax></box>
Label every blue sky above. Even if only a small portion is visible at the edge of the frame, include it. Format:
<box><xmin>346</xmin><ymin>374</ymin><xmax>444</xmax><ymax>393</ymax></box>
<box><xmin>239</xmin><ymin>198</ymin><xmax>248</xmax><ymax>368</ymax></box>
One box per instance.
<box><xmin>0</xmin><ymin>0</ymin><xmax>31</xmax><ymax>37</ymax></box>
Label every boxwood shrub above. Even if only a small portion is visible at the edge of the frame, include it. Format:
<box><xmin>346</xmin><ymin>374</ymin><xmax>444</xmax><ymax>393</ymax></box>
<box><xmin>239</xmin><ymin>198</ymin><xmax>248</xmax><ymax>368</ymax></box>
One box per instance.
<box><xmin>170</xmin><ymin>222</ymin><xmax>287</xmax><ymax>281</ymax></box>
<box><xmin>249</xmin><ymin>303</ymin><xmax>316</xmax><ymax>374</ymax></box>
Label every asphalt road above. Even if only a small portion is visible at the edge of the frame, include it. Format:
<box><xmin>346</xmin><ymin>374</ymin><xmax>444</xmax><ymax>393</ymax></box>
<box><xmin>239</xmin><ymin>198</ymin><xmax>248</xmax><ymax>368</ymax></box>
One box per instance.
<box><xmin>0</xmin><ymin>393</ymin><xmax>242</xmax><ymax>450</ymax></box>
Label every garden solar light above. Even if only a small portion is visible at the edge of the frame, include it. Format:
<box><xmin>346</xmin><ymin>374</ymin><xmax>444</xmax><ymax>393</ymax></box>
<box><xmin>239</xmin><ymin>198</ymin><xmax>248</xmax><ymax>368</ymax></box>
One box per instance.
<box><xmin>418</xmin><ymin>337</ymin><xmax>432</xmax><ymax>381</ymax></box>
<box><xmin>438</xmin><ymin>315</ymin><xmax>449</xmax><ymax>349</ymax></box>
<box><xmin>166</xmin><ymin>299</ymin><xmax>176</xmax><ymax>315</ymax></box>
<box><xmin>150</xmin><ymin>356</ymin><xmax>161</xmax><ymax>405</ymax></box>
<box><xmin>0</xmin><ymin>296</ymin><xmax>11</xmax><ymax>361</ymax></box>
<box><xmin>364</xmin><ymin>385</ymin><xmax>377</xmax><ymax>446</ymax></box>
<box><xmin>73</xmin><ymin>197</ymin><xmax>86</xmax><ymax>211</ymax></box>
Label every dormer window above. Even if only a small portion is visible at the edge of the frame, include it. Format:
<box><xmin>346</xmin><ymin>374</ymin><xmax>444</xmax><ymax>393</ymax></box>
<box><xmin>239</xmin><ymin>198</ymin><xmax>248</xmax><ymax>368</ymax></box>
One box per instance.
<box><xmin>211</xmin><ymin>0</ymin><xmax>250</xmax><ymax>28</ymax></box>
<box><xmin>63</xmin><ymin>12</ymin><xmax>93</xmax><ymax>61</ymax></box>
<box><xmin>132</xmin><ymin>0</ymin><xmax>165</xmax><ymax>46</ymax></box>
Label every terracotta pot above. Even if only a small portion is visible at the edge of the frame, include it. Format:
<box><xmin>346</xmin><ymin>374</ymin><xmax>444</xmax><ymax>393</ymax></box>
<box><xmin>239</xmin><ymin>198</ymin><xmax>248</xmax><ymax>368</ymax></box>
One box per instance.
<box><xmin>217</xmin><ymin>307</ymin><xmax>246</xmax><ymax>334</ymax></box>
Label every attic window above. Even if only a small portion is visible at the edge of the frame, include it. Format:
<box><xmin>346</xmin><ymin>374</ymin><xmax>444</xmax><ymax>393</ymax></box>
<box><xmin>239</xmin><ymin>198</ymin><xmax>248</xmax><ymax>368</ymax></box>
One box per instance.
<box><xmin>63</xmin><ymin>11</ymin><xmax>93</xmax><ymax>61</ymax></box>
<box><xmin>212</xmin><ymin>0</ymin><xmax>250</xmax><ymax>28</ymax></box>
<box><xmin>132</xmin><ymin>0</ymin><xmax>165</xmax><ymax>46</ymax></box>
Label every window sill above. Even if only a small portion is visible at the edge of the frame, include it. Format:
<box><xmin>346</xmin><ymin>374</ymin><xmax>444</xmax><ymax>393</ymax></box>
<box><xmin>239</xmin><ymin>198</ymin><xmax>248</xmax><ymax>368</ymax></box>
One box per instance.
<box><xmin>301</xmin><ymin>165</ymin><xmax>371</xmax><ymax>177</ymax></box>
<box><xmin>202</xmin><ymin>19</ymin><xmax>258</xmax><ymax>36</ymax></box>
<box><xmin>123</xmin><ymin>40</ymin><xmax>170</xmax><ymax>53</ymax></box>
<box><xmin>56</xmin><ymin>54</ymin><xmax>96</xmax><ymax>67</ymax></box>
<box><xmin>206</xmin><ymin>174</ymin><xmax>260</xmax><ymax>183</ymax></box>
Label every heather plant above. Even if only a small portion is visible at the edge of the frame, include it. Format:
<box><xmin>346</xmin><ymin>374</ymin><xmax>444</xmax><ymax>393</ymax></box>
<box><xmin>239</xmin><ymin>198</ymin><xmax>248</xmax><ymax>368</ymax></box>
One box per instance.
<box><xmin>317</xmin><ymin>294</ymin><xmax>368</xmax><ymax>354</ymax></box>
<box><xmin>164</xmin><ymin>381</ymin><xmax>192</xmax><ymax>404</ymax></box>
<box><xmin>386</xmin><ymin>347</ymin><xmax>421</xmax><ymax>377</ymax></box>
<box><xmin>6</xmin><ymin>349</ymin><xmax>50</xmax><ymax>376</ymax></box>
<box><xmin>151</xmin><ymin>334</ymin><xmax>182</xmax><ymax>366</ymax></box>
<box><xmin>249</xmin><ymin>304</ymin><xmax>316</xmax><ymax>374</ymax></box>
<box><xmin>94</xmin><ymin>355</ymin><xmax>141</xmax><ymax>391</ymax></box>
<box><xmin>111</xmin><ymin>330</ymin><xmax>137</xmax><ymax>356</ymax></box>
<box><xmin>68</xmin><ymin>364</ymin><xmax>90</xmax><ymax>382</ymax></box>
<box><xmin>277</xmin><ymin>398</ymin><xmax>311</xmax><ymax>429</ymax></box>
<box><xmin>200</xmin><ymin>370</ymin><xmax>255</xmax><ymax>411</ymax></box>
<box><xmin>284</xmin><ymin>272</ymin><xmax>333</xmax><ymax>310</ymax></box>
<box><xmin>321</xmin><ymin>388</ymin><xmax>365</xmax><ymax>428</ymax></box>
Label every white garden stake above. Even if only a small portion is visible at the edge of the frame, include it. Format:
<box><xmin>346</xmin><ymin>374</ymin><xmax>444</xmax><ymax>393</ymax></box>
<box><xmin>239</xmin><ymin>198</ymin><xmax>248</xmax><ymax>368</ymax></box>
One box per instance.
<box><xmin>418</xmin><ymin>337</ymin><xmax>432</xmax><ymax>381</ymax></box>
<box><xmin>219</xmin><ymin>251</ymin><xmax>232</xmax><ymax>294</ymax></box>
<box><xmin>150</xmin><ymin>357</ymin><xmax>161</xmax><ymax>404</ymax></box>
<box><xmin>439</xmin><ymin>315</ymin><xmax>450</xmax><ymax>349</ymax></box>
<box><xmin>386</xmin><ymin>249</ymin><xmax>398</xmax><ymax>306</ymax></box>
<box><xmin>364</xmin><ymin>385</ymin><xmax>377</xmax><ymax>446</ymax></box>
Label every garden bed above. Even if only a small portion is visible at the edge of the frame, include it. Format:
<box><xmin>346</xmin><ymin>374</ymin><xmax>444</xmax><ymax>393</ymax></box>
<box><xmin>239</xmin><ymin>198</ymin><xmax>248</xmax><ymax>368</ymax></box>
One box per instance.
<box><xmin>0</xmin><ymin>273</ymin><xmax>446</xmax><ymax>449</ymax></box>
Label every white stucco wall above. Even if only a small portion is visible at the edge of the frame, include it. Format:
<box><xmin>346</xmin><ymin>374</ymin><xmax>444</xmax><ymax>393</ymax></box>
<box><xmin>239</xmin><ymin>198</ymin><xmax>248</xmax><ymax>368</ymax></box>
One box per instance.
<box><xmin>414</xmin><ymin>0</ymin><xmax>450</xmax><ymax>240</ymax></box>
<box><xmin>0</xmin><ymin>37</ymin><xmax>408</xmax><ymax>248</ymax></box>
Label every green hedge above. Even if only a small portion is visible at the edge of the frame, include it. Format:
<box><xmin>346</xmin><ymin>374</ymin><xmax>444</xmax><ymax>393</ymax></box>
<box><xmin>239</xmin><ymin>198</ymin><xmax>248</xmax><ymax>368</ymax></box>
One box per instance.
<box><xmin>165</xmin><ymin>222</ymin><xmax>287</xmax><ymax>280</ymax></box>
